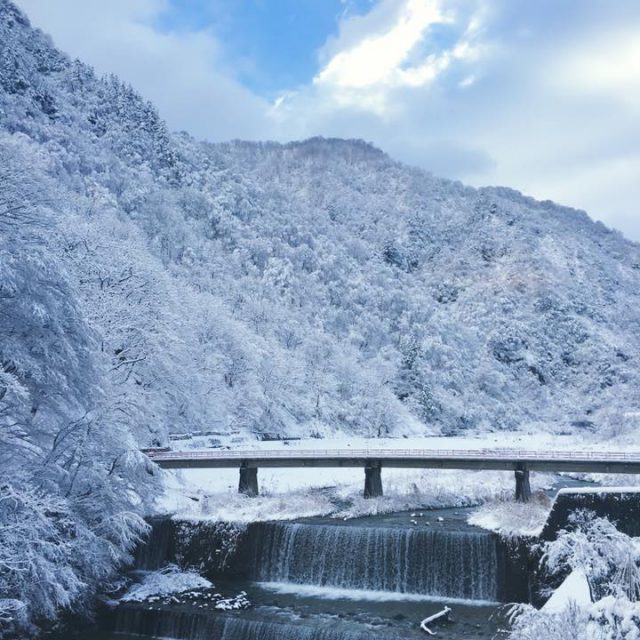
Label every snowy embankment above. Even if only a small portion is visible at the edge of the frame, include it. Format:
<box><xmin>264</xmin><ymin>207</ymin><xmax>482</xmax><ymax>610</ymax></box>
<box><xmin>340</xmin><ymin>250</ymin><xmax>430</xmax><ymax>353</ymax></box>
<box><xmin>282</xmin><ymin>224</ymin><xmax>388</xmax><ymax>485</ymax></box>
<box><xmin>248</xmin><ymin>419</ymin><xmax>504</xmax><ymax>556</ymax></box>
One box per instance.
<box><xmin>470</xmin><ymin>485</ymin><xmax>640</xmax><ymax>538</ymax></box>
<box><xmin>468</xmin><ymin>496</ymin><xmax>553</xmax><ymax>538</ymax></box>
<box><xmin>155</xmin><ymin>434</ymin><xmax>569</xmax><ymax>523</ymax></box>
<box><xmin>154</xmin><ymin>433</ymin><xmax>640</xmax><ymax>526</ymax></box>
<box><xmin>120</xmin><ymin>565</ymin><xmax>250</xmax><ymax>611</ymax></box>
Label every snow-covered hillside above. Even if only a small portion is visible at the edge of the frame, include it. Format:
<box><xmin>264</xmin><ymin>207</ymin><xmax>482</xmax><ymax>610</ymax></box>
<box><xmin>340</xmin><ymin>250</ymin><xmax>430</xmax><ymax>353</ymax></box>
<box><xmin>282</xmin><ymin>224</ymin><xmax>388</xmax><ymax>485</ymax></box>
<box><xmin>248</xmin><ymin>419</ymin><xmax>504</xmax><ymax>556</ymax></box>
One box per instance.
<box><xmin>2</xmin><ymin>0</ymin><xmax>640</xmax><ymax>452</ymax></box>
<box><xmin>2</xmin><ymin>0</ymin><xmax>640</xmax><ymax>634</ymax></box>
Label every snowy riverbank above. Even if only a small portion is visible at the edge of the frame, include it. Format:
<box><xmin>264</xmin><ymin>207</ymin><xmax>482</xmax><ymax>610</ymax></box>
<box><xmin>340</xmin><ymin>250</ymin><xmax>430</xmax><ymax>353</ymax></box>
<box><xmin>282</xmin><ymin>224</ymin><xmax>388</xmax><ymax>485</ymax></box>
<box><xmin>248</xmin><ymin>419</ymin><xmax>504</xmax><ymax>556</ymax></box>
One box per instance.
<box><xmin>153</xmin><ymin>433</ymin><xmax>640</xmax><ymax>526</ymax></box>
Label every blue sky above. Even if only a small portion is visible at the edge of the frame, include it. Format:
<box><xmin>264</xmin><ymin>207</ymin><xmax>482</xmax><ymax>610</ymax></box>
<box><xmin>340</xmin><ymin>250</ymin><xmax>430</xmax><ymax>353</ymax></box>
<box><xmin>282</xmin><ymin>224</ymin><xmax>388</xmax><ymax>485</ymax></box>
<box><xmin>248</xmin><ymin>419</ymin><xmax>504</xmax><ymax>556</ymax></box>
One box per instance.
<box><xmin>155</xmin><ymin>0</ymin><xmax>374</xmax><ymax>95</ymax></box>
<box><xmin>16</xmin><ymin>0</ymin><xmax>640</xmax><ymax>241</ymax></box>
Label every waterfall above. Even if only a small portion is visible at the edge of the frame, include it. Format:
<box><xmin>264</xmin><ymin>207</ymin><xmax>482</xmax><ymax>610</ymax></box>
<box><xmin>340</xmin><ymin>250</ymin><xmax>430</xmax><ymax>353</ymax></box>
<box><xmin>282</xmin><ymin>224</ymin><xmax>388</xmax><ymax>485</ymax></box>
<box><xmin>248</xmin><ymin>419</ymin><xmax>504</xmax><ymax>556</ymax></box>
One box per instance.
<box><xmin>112</xmin><ymin>517</ymin><xmax>516</xmax><ymax>640</ymax></box>
<box><xmin>251</xmin><ymin>523</ymin><xmax>499</xmax><ymax>601</ymax></box>
<box><xmin>115</xmin><ymin>606</ymin><xmax>398</xmax><ymax>640</ymax></box>
<box><xmin>134</xmin><ymin>517</ymin><xmax>175</xmax><ymax>570</ymax></box>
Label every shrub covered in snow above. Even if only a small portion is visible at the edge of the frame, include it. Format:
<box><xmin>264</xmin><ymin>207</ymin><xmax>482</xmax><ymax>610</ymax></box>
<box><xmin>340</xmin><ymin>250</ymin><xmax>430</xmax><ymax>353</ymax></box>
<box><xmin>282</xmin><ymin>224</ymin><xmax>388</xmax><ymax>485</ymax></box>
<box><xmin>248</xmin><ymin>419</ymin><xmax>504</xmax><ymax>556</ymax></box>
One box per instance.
<box><xmin>507</xmin><ymin>511</ymin><xmax>640</xmax><ymax>639</ymax></box>
<box><xmin>540</xmin><ymin>510</ymin><xmax>640</xmax><ymax>601</ymax></box>
<box><xmin>507</xmin><ymin>597</ymin><xmax>640</xmax><ymax>640</ymax></box>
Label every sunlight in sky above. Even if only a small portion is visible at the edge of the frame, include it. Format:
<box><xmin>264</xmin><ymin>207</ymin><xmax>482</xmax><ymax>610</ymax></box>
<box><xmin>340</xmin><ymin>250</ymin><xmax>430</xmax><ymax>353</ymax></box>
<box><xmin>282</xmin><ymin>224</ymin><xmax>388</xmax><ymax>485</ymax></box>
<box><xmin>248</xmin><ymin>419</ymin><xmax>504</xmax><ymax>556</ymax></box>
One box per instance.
<box><xmin>315</xmin><ymin>0</ymin><xmax>445</xmax><ymax>89</ymax></box>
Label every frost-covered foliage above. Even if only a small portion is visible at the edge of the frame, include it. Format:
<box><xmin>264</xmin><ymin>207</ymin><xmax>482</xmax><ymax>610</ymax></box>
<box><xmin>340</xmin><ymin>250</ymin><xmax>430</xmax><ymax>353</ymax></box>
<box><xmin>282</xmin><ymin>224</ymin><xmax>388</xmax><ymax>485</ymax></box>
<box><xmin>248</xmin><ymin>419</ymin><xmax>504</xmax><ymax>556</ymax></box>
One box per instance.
<box><xmin>2</xmin><ymin>0</ymin><xmax>640</xmax><ymax>446</ymax></box>
<box><xmin>541</xmin><ymin>510</ymin><xmax>640</xmax><ymax>601</ymax></box>
<box><xmin>507</xmin><ymin>598</ymin><xmax>640</xmax><ymax>640</ymax></box>
<box><xmin>0</xmin><ymin>139</ymin><xmax>156</xmax><ymax>636</ymax></box>
<box><xmin>508</xmin><ymin>512</ymin><xmax>640</xmax><ymax>639</ymax></box>
<box><xmin>0</xmin><ymin>18</ymin><xmax>158</xmax><ymax>634</ymax></box>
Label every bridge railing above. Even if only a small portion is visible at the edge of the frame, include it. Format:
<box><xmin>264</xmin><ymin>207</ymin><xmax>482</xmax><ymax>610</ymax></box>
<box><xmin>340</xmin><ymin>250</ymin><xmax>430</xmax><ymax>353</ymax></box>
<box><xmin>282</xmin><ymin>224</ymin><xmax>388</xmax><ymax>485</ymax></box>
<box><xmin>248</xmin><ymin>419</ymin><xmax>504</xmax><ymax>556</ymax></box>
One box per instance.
<box><xmin>146</xmin><ymin>448</ymin><xmax>640</xmax><ymax>462</ymax></box>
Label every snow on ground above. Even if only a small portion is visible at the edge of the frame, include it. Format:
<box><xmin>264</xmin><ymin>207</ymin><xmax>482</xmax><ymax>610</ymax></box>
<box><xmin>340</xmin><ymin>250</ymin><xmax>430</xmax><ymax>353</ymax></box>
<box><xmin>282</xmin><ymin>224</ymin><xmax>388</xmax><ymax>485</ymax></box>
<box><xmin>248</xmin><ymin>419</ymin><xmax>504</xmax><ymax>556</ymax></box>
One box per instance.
<box><xmin>557</xmin><ymin>484</ymin><xmax>640</xmax><ymax>493</ymax></box>
<box><xmin>120</xmin><ymin>565</ymin><xmax>251</xmax><ymax>611</ymax></box>
<box><xmin>159</xmin><ymin>467</ymin><xmax>536</xmax><ymax>523</ymax></box>
<box><xmin>156</xmin><ymin>435</ymin><xmax>564</xmax><ymax>523</ymax></box>
<box><xmin>561</xmin><ymin>474</ymin><xmax>640</xmax><ymax>490</ymax></box>
<box><xmin>542</xmin><ymin>569</ymin><xmax>591</xmax><ymax>613</ymax></box>
<box><xmin>121</xmin><ymin>565</ymin><xmax>212</xmax><ymax>602</ymax></box>
<box><xmin>174</xmin><ymin>432</ymin><xmax>640</xmax><ymax>454</ymax></box>
<box><xmin>154</xmin><ymin>434</ymin><xmax>640</xmax><ymax>524</ymax></box>
<box><xmin>468</xmin><ymin>494</ymin><xmax>553</xmax><ymax>537</ymax></box>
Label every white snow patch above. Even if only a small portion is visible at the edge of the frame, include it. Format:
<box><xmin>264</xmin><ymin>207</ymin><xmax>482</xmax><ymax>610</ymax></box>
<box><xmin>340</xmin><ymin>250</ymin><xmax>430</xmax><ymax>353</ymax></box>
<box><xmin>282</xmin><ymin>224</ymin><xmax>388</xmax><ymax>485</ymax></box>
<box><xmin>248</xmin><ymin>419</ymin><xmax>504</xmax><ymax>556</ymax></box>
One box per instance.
<box><xmin>557</xmin><ymin>486</ymin><xmax>640</xmax><ymax>495</ymax></box>
<box><xmin>542</xmin><ymin>569</ymin><xmax>592</xmax><ymax>613</ymax></box>
<box><xmin>468</xmin><ymin>496</ymin><xmax>552</xmax><ymax>537</ymax></box>
<box><xmin>120</xmin><ymin>565</ymin><xmax>212</xmax><ymax>602</ymax></box>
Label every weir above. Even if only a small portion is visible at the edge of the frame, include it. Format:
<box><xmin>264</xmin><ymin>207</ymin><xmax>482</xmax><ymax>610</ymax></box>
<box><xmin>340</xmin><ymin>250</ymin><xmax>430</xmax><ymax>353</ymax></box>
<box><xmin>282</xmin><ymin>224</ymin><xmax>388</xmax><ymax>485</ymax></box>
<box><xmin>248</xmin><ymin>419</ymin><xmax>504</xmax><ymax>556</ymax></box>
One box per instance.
<box><xmin>104</xmin><ymin>488</ymin><xmax>640</xmax><ymax>640</ymax></box>
<box><xmin>109</xmin><ymin>515</ymin><xmax>528</xmax><ymax>639</ymax></box>
<box><xmin>248</xmin><ymin>521</ymin><xmax>501</xmax><ymax>601</ymax></box>
<box><xmin>130</xmin><ymin>517</ymin><xmax>529</xmax><ymax>604</ymax></box>
<box><xmin>115</xmin><ymin>606</ymin><xmax>405</xmax><ymax>640</ymax></box>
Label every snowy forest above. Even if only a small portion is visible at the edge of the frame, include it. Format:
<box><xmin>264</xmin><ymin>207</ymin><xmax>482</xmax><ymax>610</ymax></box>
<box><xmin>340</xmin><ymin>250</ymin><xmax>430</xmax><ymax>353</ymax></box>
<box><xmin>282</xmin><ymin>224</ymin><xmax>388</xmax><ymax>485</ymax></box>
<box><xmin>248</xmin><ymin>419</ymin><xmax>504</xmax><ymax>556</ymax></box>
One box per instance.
<box><xmin>1</xmin><ymin>0</ymin><xmax>640</xmax><ymax>635</ymax></box>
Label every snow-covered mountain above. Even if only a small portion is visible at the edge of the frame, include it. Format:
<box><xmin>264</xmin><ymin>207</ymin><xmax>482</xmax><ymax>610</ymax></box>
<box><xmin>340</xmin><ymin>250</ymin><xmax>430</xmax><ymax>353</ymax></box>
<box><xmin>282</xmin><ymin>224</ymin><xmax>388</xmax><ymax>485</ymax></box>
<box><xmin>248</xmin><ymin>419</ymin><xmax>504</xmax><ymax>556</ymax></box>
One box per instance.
<box><xmin>2</xmin><ymin>0</ymin><xmax>639</xmax><ymax>449</ymax></box>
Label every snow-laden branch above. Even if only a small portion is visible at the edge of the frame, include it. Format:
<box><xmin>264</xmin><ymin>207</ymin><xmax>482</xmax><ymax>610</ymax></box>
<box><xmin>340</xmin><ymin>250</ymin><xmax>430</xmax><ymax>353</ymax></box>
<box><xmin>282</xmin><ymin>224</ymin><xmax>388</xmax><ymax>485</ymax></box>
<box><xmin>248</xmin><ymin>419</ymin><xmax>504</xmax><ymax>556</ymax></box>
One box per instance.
<box><xmin>420</xmin><ymin>606</ymin><xmax>452</xmax><ymax>635</ymax></box>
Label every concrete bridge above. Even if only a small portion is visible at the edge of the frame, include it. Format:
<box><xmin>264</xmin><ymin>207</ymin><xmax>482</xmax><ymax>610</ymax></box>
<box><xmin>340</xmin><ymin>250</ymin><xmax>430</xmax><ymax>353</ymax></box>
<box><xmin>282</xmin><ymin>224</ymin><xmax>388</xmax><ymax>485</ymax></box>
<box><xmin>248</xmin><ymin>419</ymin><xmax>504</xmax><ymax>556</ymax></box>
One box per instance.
<box><xmin>145</xmin><ymin>448</ymin><xmax>640</xmax><ymax>502</ymax></box>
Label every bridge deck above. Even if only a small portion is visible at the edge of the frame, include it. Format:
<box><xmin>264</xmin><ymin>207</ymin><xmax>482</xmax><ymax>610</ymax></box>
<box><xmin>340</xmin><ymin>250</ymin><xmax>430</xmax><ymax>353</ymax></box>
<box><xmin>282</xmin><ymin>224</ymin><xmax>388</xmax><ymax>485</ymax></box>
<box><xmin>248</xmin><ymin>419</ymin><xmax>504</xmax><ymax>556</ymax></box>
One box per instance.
<box><xmin>147</xmin><ymin>448</ymin><xmax>640</xmax><ymax>474</ymax></box>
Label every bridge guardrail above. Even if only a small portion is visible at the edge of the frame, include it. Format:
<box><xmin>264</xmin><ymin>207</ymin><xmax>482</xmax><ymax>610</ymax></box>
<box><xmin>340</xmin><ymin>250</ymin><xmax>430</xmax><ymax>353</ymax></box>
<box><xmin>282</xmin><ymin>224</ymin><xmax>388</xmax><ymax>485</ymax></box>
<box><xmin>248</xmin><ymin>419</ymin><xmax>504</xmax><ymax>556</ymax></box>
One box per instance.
<box><xmin>146</xmin><ymin>448</ymin><xmax>640</xmax><ymax>462</ymax></box>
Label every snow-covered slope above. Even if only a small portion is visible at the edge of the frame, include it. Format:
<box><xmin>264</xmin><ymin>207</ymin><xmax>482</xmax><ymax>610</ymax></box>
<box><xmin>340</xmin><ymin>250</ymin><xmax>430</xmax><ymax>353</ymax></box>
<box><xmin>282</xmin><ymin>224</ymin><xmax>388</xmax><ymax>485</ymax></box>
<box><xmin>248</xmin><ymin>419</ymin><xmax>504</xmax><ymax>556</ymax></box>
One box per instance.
<box><xmin>1</xmin><ymin>0</ymin><xmax>640</xmax><ymax>448</ymax></box>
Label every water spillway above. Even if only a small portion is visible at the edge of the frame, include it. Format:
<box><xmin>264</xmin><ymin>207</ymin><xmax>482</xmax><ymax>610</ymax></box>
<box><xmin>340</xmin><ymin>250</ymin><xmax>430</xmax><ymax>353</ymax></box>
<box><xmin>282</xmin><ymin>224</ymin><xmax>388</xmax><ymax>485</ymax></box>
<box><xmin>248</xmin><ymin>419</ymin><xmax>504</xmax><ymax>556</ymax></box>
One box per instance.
<box><xmin>249</xmin><ymin>522</ymin><xmax>500</xmax><ymax>602</ymax></box>
<box><xmin>115</xmin><ymin>606</ymin><xmax>404</xmax><ymax>640</ymax></box>
<box><xmin>134</xmin><ymin>516</ymin><xmax>175</xmax><ymax>570</ymax></box>
<box><xmin>106</xmin><ymin>513</ymin><xmax>525</xmax><ymax>640</ymax></box>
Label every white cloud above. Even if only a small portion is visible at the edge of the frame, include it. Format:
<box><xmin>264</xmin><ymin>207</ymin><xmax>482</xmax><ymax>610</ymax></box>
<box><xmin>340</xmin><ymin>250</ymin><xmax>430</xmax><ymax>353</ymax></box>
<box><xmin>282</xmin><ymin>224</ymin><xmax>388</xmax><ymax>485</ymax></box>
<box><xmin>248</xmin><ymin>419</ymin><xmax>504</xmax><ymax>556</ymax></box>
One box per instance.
<box><xmin>16</xmin><ymin>0</ymin><xmax>271</xmax><ymax>140</ymax></box>
<box><xmin>13</xmin><ymin>0</ymin><xmax>640</xmax><ymax>241</ymax></box>
<box><xmin>315</xmin><ymin>0</ymin><xmax>446</xmax><ymax>89</ymax></box>
<box><xmin>309</xmin><ymin>0</ymin><xmax>480</xmax><ymax>114</ymax></box>
<box><xmin>554</xmin><ymin>30</ymin><xmax>640</xmax><ymax>107</ymax></box>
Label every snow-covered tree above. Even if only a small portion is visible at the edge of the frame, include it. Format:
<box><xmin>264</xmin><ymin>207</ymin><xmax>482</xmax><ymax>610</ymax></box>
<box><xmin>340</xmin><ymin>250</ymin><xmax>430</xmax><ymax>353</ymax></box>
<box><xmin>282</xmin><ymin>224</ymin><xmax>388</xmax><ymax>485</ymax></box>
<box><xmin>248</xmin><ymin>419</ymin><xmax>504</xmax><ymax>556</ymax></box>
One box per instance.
<box><xmin>541</xmin><ymin>510</ymin><xmax>640</xmax><ymax>601</ymax></box>
<box><xmin>0</xmin><ymin>137</ymin><xmax>155</xmax><ymax>637</ymax></box>
<box><xmin>508</xmin><ymin>511</ymin><xmax>640</xmax><ymax>640</ymax></box>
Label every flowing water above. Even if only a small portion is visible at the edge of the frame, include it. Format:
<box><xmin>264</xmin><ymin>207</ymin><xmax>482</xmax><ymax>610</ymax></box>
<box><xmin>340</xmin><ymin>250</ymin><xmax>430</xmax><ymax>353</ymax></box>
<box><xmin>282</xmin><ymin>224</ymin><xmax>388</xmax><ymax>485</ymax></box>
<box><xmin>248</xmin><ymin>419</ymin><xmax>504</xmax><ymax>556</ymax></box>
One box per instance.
<box><xmin>95</xmin><ymin>507</ymin><xmax>514</xmax><ymax>640</ymax></box>
<box><xmin>250</xmin><ymin>521</ymin><xmax>499</xmax><ymax>601</ymax></box>
<box><xmin>55</xmin><ymin>478</ymin><xmax>603</xmax><ymax>639</ymax></box>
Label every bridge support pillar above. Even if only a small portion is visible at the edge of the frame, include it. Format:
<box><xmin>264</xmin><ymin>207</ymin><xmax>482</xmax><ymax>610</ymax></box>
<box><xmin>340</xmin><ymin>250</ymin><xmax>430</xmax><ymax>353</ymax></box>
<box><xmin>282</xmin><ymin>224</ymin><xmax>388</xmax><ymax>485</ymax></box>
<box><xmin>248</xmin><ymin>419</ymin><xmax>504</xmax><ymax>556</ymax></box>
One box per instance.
<box><xmin>364</xmin><ymin>461</ymin><xmax>383</xmax><ymax>498</ymax></box>
<box><xmin>239</xmin><ymin>464</ymin><xmax>258</xmax><ymax>496</ymax></box>
<box><xmin>515</xmin><ymin>464</ymin><xmax>531</xmax><ymax>502</ymax></box>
